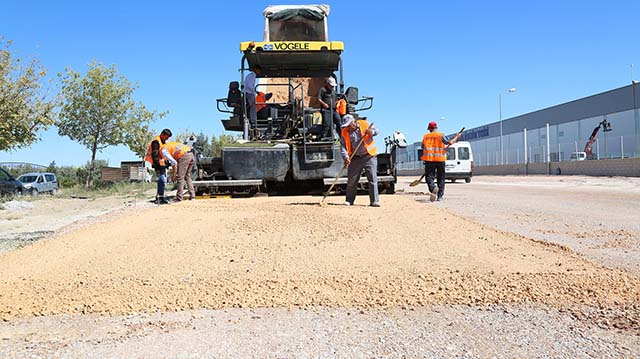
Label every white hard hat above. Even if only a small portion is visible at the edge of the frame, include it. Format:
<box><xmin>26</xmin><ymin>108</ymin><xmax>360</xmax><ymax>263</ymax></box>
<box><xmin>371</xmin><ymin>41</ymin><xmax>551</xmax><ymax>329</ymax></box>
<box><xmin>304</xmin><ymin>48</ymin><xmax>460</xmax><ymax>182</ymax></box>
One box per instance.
<box><xmin>327</xmin><ymin>77</ymin><xmax>337</xmax><ymax>87</ymax></box>
<box><xmin>341</xmin><ymin>114</ymin><xmax>355</xmax><ymax>128</ymax></box>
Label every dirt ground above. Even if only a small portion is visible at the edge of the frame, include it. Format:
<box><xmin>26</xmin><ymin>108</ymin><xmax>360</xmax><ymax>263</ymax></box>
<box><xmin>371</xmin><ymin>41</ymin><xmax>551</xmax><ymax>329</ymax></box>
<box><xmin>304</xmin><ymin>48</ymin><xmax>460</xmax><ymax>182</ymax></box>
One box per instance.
<box><xmin>0</xmin><ymin>195</ymin><xmax>153</xmax><ymax>254</ymax></box>
<box><xmin>397</xmin><ymin>175</ymin><xmax>640</xmax><ymax>275</ymax></box>
<box><xmin>0</xmin><ymin>176</ymin><xmax>639</xmax><ymax>358</ymax></box>
<box><xmin>2</xmin><ymin>306</ymin><xmax>638</xmax><ymax>358</ymax></box>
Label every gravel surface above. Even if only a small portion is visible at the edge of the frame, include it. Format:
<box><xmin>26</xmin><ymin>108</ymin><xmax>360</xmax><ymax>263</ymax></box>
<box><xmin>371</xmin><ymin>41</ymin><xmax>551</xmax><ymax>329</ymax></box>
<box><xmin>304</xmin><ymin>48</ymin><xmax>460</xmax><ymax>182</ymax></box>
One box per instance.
<box><xmin>397</xmin><ymin>175</ymin><xmax>640</xmax><ymax>275</ymax></box>
<box><xmin>1</xmin><ymin>195</ymin><xmax>638</xmax><ymax>319</ymax></box>
<box><xmin>0</xmin><ymin>176</ymin><xmax>639</xmax><ymax>357</ymax></box>
<box><xmin>1</xmin><ymin>306</ymin><xmax>638</xmax><ymax>358</ymax></box>
<box><xmin>0</xmin><ymin>195</ymin><xmax>153</xmax><ymax>254</ymax></box>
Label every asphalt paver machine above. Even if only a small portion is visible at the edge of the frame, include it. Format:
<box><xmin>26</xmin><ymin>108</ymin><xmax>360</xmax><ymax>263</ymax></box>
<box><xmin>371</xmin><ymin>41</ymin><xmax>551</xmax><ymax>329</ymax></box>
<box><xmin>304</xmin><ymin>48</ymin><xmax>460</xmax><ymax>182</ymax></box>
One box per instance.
<box><xmin>193</xmin><ymin>5</ymin><xmax>405</xmax><ymax>196</ymax></box>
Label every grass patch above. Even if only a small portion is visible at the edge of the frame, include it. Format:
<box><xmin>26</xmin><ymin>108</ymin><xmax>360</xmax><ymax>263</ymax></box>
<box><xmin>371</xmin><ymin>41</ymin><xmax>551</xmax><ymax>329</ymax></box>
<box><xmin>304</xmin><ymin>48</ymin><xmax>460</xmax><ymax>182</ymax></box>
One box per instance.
<box><xmin>61</xmin><ymin>182</ymin><xmax>156</xmax><ymax>199</ymax></box>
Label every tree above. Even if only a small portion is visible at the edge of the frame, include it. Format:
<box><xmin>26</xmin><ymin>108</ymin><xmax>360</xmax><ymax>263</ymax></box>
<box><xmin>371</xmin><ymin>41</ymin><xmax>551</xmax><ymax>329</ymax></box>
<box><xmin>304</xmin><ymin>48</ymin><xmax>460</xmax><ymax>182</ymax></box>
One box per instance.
<box><xmin>57</xmin><ymin>61</ymin><xmax>166</xmax><ymax>186</ymax></box>
<box><xmin>173</xmin><ymin>128</ymin><xmax>194</xmax><ymax>144</ymax></box>
<box><xmin>0</xmin><ymin>37</ymin><xmax>56</xmax><ymax>151</ymax></box>
<box><xmin>124</xmin><ymin>121</ymin><xmax>155</xmax><ymax>160</ymax></box>
<box><xmin>194</xmin><ymin>132</ymin><xmax>213</xmax><ymax>157</ymax></box>
<box><xmin>174</xmin><ymin>130</ymin><xmax>213</xmax><ymax>157</ymax></box>
<box><xmin>211</xmin><ymin>134</ymin><xmax>239</xmax><ymax>157</ymax></box>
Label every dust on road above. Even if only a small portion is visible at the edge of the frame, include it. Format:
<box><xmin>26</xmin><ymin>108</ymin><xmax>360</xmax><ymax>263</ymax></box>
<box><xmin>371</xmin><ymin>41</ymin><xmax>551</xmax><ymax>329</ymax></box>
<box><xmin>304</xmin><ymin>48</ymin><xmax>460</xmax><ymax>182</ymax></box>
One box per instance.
<box><xmin>0</xmin><ymin>195</ymin><xmax>638</xmax><ymax>319</ymax></box>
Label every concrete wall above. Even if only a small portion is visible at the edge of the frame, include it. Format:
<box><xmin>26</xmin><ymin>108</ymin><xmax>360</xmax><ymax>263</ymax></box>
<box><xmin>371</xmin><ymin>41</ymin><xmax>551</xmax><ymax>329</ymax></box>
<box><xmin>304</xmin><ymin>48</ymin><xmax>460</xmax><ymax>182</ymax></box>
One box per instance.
<box><xmin>473</xmin><ymin>157</ymin><xmax>640</xmax><ymax>177</ymax></box>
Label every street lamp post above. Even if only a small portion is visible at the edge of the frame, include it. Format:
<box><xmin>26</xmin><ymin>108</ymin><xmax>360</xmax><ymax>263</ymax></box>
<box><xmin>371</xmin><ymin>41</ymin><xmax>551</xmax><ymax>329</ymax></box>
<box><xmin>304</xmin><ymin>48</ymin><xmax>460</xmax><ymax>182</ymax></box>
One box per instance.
<box><xmin>499</xmin><ymin>88</ymin><xmax>517</xmax><ymax>165</ymax></box>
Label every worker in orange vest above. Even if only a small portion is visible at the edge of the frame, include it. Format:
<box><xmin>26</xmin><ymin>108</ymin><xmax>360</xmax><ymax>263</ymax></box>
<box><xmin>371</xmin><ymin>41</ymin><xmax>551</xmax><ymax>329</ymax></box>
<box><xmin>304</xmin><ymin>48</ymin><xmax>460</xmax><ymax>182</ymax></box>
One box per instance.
<box><xmin>162</xmin><ymin>141</ymin><xmax>196</xmax><ymax>201</ymax></box>
<box><xmin>336</xmin><ymin>97</ymin><xmax>347</xmax><ymax>116</ymax></box>
<box><xmin>144</xmin><ymin>128</ymin><xmax>172</xmax><ymax>204</ymax></box>
<box><xmin>255</xmin><ymin>91</ymin><xmax>273</xmax><ymax>119</ymax></box>
<box><xmin>340</xmin><ymin>114</ymin><xmax>380</xmax><ymax>207</ymax></box>
<box><xmin>421</xmin><ymin>121</ymin><xmax>462</xmax><ymax>202</ymax></box>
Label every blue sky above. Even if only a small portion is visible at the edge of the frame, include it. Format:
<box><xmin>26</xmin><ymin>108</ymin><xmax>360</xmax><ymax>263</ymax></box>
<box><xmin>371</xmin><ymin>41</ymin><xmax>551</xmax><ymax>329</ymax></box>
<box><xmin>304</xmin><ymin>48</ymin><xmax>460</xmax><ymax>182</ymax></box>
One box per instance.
<box><xmin>1</xmin><ymin>0</ymin><xmax>639</xmax><ymax>166</ymax></box>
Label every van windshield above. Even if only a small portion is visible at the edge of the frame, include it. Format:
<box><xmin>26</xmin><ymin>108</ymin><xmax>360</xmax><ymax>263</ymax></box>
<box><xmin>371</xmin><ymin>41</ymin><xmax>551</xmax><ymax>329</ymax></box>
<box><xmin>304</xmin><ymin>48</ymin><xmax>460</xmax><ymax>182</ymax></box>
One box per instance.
<box><xmin>18</xmin><ymin>175</ymin><xmax>38</xmax><ymax>183</ymax></box>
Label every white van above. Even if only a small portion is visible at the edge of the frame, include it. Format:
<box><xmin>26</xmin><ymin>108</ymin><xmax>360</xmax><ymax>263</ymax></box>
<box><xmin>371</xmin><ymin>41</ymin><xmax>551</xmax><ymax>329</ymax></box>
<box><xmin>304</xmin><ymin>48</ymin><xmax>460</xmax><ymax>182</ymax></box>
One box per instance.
<box><xmin>445</xmin><ymin>141</ymin><xmax>473</xmax><ymax>183</ymax></box>
<box><xmin>570</xmin><ymin>151</ymin><xmax>587</xmax><ymax>161</ymax></box>
<box><xmin>17</xmin><ymin>172</ymin><xmax>58</xmax><ymax>195</ymax></box>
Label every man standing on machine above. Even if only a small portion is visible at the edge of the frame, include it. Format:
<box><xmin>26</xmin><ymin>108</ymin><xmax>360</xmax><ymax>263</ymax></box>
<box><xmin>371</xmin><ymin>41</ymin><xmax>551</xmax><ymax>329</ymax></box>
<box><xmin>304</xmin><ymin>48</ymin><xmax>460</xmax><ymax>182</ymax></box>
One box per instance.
<box><xmin>318</xmin><ymin>77</ymin><xmax>342</xmax><ymax>139</ymax></box>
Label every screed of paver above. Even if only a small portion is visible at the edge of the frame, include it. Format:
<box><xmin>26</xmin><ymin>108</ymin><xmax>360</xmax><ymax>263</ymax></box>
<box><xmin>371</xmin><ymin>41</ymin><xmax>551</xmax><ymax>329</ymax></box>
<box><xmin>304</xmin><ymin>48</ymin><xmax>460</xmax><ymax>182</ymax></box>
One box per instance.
<box><xmin>0</xmin><ymin>195</ymin><xmax>638</xmax><ymax>318</ymax></box>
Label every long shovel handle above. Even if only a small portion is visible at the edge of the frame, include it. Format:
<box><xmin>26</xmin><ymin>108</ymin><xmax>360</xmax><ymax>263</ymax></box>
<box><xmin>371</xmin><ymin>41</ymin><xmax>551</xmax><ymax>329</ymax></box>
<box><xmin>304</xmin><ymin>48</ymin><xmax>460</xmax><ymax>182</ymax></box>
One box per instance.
<box><xmin>321</xmin><ymin>122</ymin><xmax>375</xmax><ymax>203</ymax></box>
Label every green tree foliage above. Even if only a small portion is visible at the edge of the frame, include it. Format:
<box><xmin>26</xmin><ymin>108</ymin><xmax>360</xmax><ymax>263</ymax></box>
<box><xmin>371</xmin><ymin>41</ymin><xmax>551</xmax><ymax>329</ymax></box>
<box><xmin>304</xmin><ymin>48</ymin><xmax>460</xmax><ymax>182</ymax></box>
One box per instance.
<box><xmin>174</xmin><ymin>130</ymin><xmax>214</xmax><ymax>158</ymax></box>
<box><xmin>125</xmin><ymin>123</ymin><xmax>155</xmax><ymax>160</ymax></box>
<box><xmin>173</xmin><ymin>128</ymin><xmax>193</xmax><ymax>144</ymax></box>
<box><xmin>57</xmin><ymin>61</ymin><xmax>166</xmax><ymax>186</ymax></box>
<box><xmin>75</xmin><ymin>159</ymin><xmax>109</xmax><ymax>188</ymax></box>
<box><xmin>211</xmin><ymin>134</ymin><xmax>239</xmax><ymax>157</ymax></box>
<box><xmin>0</xmin><ymin>37</ymin><xmax>56</xmax><ymax>151</ymax></box>
<box><xmin>194</xmin><ymin>132</ymin><xmax>213</xmax><ymax>157</ymax></box>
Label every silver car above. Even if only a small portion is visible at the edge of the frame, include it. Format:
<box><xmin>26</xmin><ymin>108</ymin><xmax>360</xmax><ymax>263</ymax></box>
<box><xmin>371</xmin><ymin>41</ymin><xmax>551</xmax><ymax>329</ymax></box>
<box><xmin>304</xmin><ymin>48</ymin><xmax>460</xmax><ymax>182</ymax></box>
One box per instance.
<box><xmin>17</xmin><ymin>172</ymin><xmax>58</xmax><ymax>195</ymax></box>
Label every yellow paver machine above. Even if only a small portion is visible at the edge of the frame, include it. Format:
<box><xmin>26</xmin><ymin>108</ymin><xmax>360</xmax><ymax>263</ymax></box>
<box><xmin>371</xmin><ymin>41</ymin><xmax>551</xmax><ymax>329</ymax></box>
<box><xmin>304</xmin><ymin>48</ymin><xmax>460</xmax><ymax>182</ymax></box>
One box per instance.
<box><xmin>193</xmin><ymin>5</ymin><xmax>407</xmax><ymax>196</ymax></box>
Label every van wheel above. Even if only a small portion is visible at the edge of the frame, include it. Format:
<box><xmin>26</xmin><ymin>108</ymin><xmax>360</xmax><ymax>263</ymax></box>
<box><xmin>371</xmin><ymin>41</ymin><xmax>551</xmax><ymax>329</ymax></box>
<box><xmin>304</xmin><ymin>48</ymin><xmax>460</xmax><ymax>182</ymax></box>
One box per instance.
<box><xmin>465</xmin><ymin>178</ymin><xmax>471</xmax><ymax>183</ymax></box>
<box><xmin>30</xmin><ymin>188</ymin><xmax>39</xmax><ymax>196</ymax></box>
<box><xmin>14</xmin><ymin>188</ymin><xmax>23</xmax><ymax>196</ymax></box>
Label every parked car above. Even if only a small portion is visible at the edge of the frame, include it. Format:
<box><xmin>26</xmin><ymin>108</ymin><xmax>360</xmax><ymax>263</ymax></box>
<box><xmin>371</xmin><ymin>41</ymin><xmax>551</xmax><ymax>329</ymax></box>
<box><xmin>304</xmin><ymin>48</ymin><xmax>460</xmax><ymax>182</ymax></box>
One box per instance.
<box><xmin>0</xmin><ymin>167</ymin><xmax>25</xmax><ymax>196</ymax></box>
<box><xmin>445</xmin><ymin>141</ymin><xmax>474</xmax><ymax>183</ymax></box>
<box><xmin>17</xmin><ymin>172</ymin><xmax>58</xmax><ymax>195</ymax></box>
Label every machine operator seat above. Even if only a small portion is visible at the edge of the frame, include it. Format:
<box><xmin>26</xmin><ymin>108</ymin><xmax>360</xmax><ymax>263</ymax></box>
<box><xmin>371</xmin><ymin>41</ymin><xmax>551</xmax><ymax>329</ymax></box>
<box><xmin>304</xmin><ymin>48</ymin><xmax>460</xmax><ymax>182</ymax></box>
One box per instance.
<box><xmin>345</xmin><ymin>86</ymin><xmax>359</xmax><ymax>114</ymax></box>
<box><xmin>227</xmin><ymin>81</ymin><xmax>243</xmax><ymax>115</ymax></box>
<box><xmin>220</xmin><ymin>81</ymin><xmax>244</xmax><ymax>132</ymax></box>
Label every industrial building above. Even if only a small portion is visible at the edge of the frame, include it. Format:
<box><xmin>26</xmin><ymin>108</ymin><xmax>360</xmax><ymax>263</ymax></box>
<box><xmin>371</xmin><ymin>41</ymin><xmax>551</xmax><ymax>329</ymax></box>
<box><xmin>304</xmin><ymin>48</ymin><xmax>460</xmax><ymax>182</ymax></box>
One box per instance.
<box><xmin>397</xmin><ymin>83</ymin><xmax>640</xmax><ymax>168</ymax></box>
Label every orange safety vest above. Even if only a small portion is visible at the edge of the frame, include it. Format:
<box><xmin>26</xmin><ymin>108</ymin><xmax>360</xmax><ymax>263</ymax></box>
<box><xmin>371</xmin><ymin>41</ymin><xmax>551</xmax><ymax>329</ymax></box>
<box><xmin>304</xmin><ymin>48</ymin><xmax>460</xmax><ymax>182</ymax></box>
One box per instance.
<box><xmin>162</xmin><ymin>141</ymin><xmax>191</xmax><ymax>161</ymax></box>
<box><xmin>145</xmin><ymin>135</ymin><xmax>166</xmax><ymax>167</ymax></box>
<box><xmin>336</xmin><ymin>98</ymin><xmax>347</xmax><ymax>115</ymax></box>
<box><xmin>421</xmin><ymin>131</ymin><xmax>446</xmax><ymax>162</ymax></box>
<box><xmin>256</xmin><ymin>91</ymin><xmax>268</xmax><ymax>112</ymax></box>
<box><xmin>341</xmin><ymin>120</ymin><xmax>377</xmax><ymax>157</ymax></box>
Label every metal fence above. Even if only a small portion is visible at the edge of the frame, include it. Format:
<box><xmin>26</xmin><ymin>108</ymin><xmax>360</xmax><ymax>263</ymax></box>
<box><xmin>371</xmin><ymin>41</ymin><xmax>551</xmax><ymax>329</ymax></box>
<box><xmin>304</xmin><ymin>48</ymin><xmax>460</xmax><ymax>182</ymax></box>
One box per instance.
<box><xmin>473</xmin><ymin>131</ymin><xmax>640</xmax><ymax>166</ymax></box>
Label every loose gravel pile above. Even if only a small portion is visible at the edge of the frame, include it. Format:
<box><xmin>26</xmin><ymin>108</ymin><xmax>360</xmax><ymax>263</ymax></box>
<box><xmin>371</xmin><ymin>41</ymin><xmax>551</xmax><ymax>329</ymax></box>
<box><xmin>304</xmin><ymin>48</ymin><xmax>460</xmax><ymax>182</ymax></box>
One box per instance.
<box><xmin>0</xmin><ymin>196</ymin><xmax>638</xmax><ymax>320</ymax></box>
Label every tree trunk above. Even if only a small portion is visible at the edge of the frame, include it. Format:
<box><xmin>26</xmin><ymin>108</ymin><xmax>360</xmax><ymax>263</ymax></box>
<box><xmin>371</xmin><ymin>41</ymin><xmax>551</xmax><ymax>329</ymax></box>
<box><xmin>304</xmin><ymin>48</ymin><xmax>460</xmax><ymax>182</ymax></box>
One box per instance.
<box><xmin>86</xmin><ymin>141</ymin><xmax>97</xmax><ymax>187</ymax></box>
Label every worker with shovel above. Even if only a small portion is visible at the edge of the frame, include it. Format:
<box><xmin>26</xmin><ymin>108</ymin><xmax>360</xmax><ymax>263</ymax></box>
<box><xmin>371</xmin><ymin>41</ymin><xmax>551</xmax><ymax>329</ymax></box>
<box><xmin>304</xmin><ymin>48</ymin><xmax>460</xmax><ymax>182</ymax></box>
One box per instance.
<box><xmin>421</xmin><ymin>121</ymin><xmax>462</xmax><ymax>202</ymax></box>
<box><xmin>340</xmin><ymin>114</ymin><xmax>380</xmax><ymax>207</ymax></box>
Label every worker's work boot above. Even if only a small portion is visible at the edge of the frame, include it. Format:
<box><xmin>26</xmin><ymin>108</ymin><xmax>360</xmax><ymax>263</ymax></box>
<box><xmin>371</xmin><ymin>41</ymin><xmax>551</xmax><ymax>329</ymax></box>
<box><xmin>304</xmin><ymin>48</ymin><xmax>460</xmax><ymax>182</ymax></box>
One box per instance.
<box><xmin>370</xmin><ymin>202</ymin><xmax>380</xmax><ymax>207</ymax></box>
<box><xmin>429</xmin><ymin>187</ymin><xmax>438</xmax><ymax>202</ymax></box>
